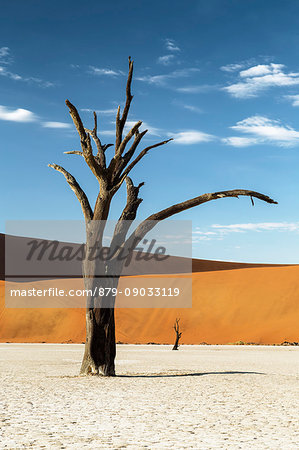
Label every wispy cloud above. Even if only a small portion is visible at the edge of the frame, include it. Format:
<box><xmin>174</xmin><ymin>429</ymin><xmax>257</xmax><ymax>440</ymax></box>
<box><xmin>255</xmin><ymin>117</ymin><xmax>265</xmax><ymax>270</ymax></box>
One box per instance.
<box><xmin>0</xmin><ymin>66</ymin><xmax>22</xmax><ymax>81</ymax></box>
<box><xmin>192</xmin><ymin>229</ymin><xmax>221</xmax><ymax>242</ymax></box>
<box><xmin>222</xmin><ymin>136</ymin><xmax>259</xmax><ymax>147</ymax></box>
<box><xmin>223</xmin><ymin>116</ymin><xmax>299</xmax><ymax>147</ymax></box>
<box><xmin>192</xmin><ymin>222</ymin><xmax>299</xmax><ymax>242</ymax></box>
<box><xmin>223</xmin><ymin>63</ymin><xmax>299</xmax><ymax>98</ymax></box>
<box><xmin>220</xmin><ymin>57</ymin><xmax>265</xmax><ymax>73</ymax></box>
<box><xmin>136</xmin><ymin>68</ymin><xmax>200</xmax><ymax>87</ymax></box>
<box><xmin>0</xmin><ymin>105</ymin><xmax>37</xmax><ymax>122</ymax></box>
<box><xmin>165</xmin><ymin>38</ymin><xmax>180</xmax><ymax>52</ymax></box>
<box><xmin>172</xmin><ymin>98</ymin><xmax>202</xmax><ymax>113</ymax></box>
<box><xmin>81</xmin><ymin>108</ymin><xmax>117</xmax><ymax>115</ymax></box>
<box><xmin>157</xmin><ymin>55</ymin><xmax>175</xmax><ymax>66</ymax></box>
<box><xmin>89</xmin><ymin>66</ymin><xmax>123</xmax><ymax>77</ymax></box>
<box><xmin>0</xmin><ymin>46</ymin><xmax>12</xmax><ymax>64</ymax></box>
<box><xmin>0</xmin><ymin>105</ymin><xmax>73</xmax><ymax>131</ymax></box>
<box><xmin>212</xmin><ymin>222</ymin><xmax>299</xmax><ymax>233</ymax></box>
<box><xmin>181</xmin><ymin>104</ymin><xmax>202</xmax><ymax>114</ymax></box>
<box><xmin>157</xmin><ymin>39</ymin><xmax>181</xmax><ymax>66</ymax></box>
<box><xmin>0</xmin><ymin>46</ymin><xmax>53</xmax><ymax>87</ymax></box>
<box><xmin>176</xmin><ymin>84</ymin><xmax>215</xmax><ymax>94</ymax></box>
<box><xmin>285</xmin><ymin>94</ymin><xmax>299</xmax><ymax>107</ymax></box>
<box><xmin>220</xmin><ymin>63</ymin><xmax>246</xmax><ymax>73</ymax></box>
<box><xmin>169</xmin><ymin>130</ymin><xmax>214</xmax><ymax>145</ymax></box>
<box><xmin>42</xmin><ymin>121</ymin><xmax>72</xmax><ymax>129</ymax></box>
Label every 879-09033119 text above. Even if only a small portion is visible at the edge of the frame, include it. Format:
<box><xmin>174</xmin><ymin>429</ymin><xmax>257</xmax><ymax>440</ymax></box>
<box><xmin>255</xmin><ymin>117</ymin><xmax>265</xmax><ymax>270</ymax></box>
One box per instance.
<box><xmin>8</xmin><ymin>286</ymin><xmax>181</xmax><ymax>298</ymax></box>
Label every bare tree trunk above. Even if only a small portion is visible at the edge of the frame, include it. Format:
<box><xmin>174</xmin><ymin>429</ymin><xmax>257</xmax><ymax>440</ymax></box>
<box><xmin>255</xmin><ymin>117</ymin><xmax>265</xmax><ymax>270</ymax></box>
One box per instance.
<box><xmin>80</xmin><ymin>305</ymin><xmax>116</xmax><ymax>376</ymax></box>
<box><xmin>80</xmin><ymin>267</ymin><xmax>119</xmax><ymax>376</ymax></box>
<box><xmin>172</xmin><ymin>334</ymin><xmax>180</xmax><ymax>351</ymax></box>
<box><xmin>172</xmin><ymin>318</ymin><xmax>182</xmax><ymax>350</ymax></box>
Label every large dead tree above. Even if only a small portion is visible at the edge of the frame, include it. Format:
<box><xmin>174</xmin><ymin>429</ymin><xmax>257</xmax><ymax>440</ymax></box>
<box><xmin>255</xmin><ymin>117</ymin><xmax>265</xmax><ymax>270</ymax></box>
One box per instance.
<box><xmin>49</xmin><ymin>57</ymin><xmax>277</xmax><ymax>376</ymax></box>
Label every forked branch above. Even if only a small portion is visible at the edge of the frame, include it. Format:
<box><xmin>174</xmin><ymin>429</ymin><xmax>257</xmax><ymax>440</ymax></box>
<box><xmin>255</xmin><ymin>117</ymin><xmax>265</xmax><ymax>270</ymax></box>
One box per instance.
<box><xmin>84</xmin><ymin>111</ymin><xmax>106</xmax><ymax>167</ymax></box>
<box><xmin>65</xmin><ymin>100</ymin><xmax>103</xmax><ymax>181</ymax></box>
<box><xmin>110</xmin><ymin>177</ymin><xmax>144</xmax><ymax>250</ymax></box>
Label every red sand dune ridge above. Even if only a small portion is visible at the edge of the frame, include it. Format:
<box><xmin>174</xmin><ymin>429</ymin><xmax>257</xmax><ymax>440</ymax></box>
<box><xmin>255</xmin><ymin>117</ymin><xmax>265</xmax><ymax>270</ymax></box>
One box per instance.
<box><xmin>1</xmin><ymin>261</ymin><xmax>299</xmax><ymax>345</ymax></box>
<box><xmin>1</xmin><ymin>233</ymin><xmax>298</xmax><ymax>344</ymax></box>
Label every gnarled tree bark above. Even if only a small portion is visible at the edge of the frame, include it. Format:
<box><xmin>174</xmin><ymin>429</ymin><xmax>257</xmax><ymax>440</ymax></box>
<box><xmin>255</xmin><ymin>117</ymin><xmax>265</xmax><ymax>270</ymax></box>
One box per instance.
<box><xmin>48</xmin><ymin>57</ymin><xmax>277</xmax><ymax>376</ymax></box>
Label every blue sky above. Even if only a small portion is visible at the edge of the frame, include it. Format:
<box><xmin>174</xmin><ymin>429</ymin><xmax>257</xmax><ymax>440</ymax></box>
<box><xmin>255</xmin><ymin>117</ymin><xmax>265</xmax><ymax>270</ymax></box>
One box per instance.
<box><xmin>1</xmin><ymin>0</ymin><xmax>299</xmax><ymax>263</ymax></box>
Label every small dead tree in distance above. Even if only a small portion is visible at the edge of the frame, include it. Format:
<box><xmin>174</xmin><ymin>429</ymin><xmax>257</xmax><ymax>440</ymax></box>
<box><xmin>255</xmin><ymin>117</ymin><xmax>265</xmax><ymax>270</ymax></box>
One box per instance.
<box><xmin>172</xmin><ymin>318</ymin><xmax>182</xmax><ymax>350</ymax></box>
<box><xmin>48</xmin><ymin>57</ymin><xmax>277</xmax><ymax>377</ymax></box>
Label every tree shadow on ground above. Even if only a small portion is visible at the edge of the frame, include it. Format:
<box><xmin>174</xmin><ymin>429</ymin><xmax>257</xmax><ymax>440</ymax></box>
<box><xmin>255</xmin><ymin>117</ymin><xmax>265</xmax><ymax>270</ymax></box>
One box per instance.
<box><xmin>117</xmin><ymin>371</ymin><xmax>265</xmax><ymax>378</ymax></box>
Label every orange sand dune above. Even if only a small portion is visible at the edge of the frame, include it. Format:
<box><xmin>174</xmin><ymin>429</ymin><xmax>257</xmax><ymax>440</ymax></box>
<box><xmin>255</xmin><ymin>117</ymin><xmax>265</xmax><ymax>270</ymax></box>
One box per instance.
<box><xmin>1</xmin><ymin>264</ymin><xmax>299</xmax><ymax>344</ymax></box>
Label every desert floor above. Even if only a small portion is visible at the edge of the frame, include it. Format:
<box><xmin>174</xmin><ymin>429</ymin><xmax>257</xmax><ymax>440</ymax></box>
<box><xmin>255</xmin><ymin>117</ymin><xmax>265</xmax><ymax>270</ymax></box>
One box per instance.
<box><xmin>0</xmin><ymin>344</ymin><xmax>298</xmax><ymax>449</ymax></box>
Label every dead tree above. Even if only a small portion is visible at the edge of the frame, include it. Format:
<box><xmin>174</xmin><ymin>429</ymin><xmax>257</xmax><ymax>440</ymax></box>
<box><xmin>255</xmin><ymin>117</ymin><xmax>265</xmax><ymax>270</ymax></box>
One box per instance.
<box><xmin>48</xmin><ymin>57</ymin><xmax>277</xmax><ymax>376</ymax></box>
<box><xmin>172</xmin><ymin>318</ymin><xmax>182</xmax><ymax>350</ymax></box>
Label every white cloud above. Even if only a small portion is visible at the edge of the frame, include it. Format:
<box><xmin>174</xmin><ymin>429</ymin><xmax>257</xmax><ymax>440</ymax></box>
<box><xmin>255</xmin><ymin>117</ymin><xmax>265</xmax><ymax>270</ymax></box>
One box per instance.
<box><xmin>285</xmin><ymin>94</ymin><xmax>299</xmax><ymax>107</ymax></box>
<box><xmin>81</xmin><ymin>108</ymin><xmax>117</xmax><ymax>115</ymax></box>
<box><xmin>0</xmin><ymin>65</ymin><xmax>53</xmax><ymax>87</ymax></box>
<box><xmin>165</xmin><ymin>39</ymin><xmax>180</xmax><ymax>52</ymax></box>
<box><xmin>239</xmin><ymin>64</ymin><xmax>279</xmax><ymax>78</ymax></box>
<box><xmin>212</xmin><ymin>222</ymin><xmax>299</xmax><ymax>233</ymax></box>
<box><xmin>0</xmin><ymin>46</ymin><xmax>11</xmax><ymax>64</ymax></box>
<box><xmin>136</xmin><ymin>68</ymin><xmax>200</xmax><ymax>86</ymax></box>
<box><xmin>193</xmin><ymin>230</ymin><xmax>217</xmax><ymax>235</ymax></box>
<box><xmin>89</xmin><ymin>66</ymin><xmax>122</xmax><ymax>77</ymax></box>
<box><xmin>169</xmin><ymin>130</ymin><xmax>214</xmax><ymax>145</ymax></box>
<box><xmin>229</xmin><ymin>115</ymin><xmax>299</xmax><ymax>147</ymax></box>
<box><xmin>220</xmin><ymin>63</ymin><xmax>245</xmax><ymax>72</ymax></box>
<box><xmin>0</xmin><ymin>105</ymin><xmax>36</xmax><ymax>122</ymax></box>
<box><xmin>181</xmin><ymin>104</ymin><xmax>202</xmax><ymax>113</ymax></box>
<box><xmin>0</xmin><ymin>46</ymin><xmax>53</xmax><ymax>87</ymax></box>
<box><xmin>42</xmin><ymin>121</ymin><xmax>72</xmax><ymax>129</ymax></box>
<box><xmin>157</xmin><ymin>55</ymin><xmax>175</xmax><ymax>65</ymax></box>
<box><xmin>0</xmin><ymin>66</ymin><xmax>22</xmax><ymax>81</ymax></box>
<box><xmin>192</xmin><ymin>229</ymin><xmax>221</xmax><ymax>242</ymax></box>
<box><xmin>223</xmin><ymin>63</ymin><xmax>299</xmax><ymax>98</ymax></box>
<box><xmin>192</xmin><ymin>222</ymin><xmax>299</xmax><ymax>242</ymax></box>
<box><xmin>222</xmin><ymin>136</ymin><xmax>259</xmax><ymax>147</ymax></box>
<box><xmin>176</xmin><ymin>84</ymin><xmax>215</xmax><ymax>93</ymax></box>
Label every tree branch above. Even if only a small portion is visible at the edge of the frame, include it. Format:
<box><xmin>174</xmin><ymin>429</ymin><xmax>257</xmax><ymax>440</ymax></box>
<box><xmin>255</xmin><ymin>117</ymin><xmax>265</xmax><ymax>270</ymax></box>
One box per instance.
<box><xmin>123</xmin><ymin>189</ymin><xmax>277</xmax><ymax>251</ymax></box>
<box><xmin>84</xmin><ymin>111</ymin><xmax>106</xmax><ymax>167</ymax></box>
<box><xmin>115</xmin><ymin>57</ymin><xmax>134</xmax><ymax>151</ymax></box>
<box><xmin>114</xmin><ymin>129</ymin><xmax>148</xmax><ymax>180</ymax></box>
<box><xmin>64</xmin><ymin>151</ymin><xmax>83</xmax><ymax>156</ymax></box>
<box><xmin>120</xmin><ymin>138</ymin><xmax>173</xmax><ymax>180</ymax></box>
<box><xmin>110</xmin><ymin>177</ymin><xmax>144</xmax><ymax>251</ymax></box>
<box><xmin>116</xmin><ymin>120</ymin><xmax>143</xmax><ymax>157</ymax></box>
<box><xmin>48</xmin><ymin>163</ymin><xmax>93</xmax><ymax>222</ymax></box>
<box><xmin>65</xmin><ymin>99</ymin><xmax>104</xmax><ymax>181</ymax></box>
<box><xmin>109</xmin><ymin>129</ymin><xmax>148</xmax><ymax>184</ymax></box>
